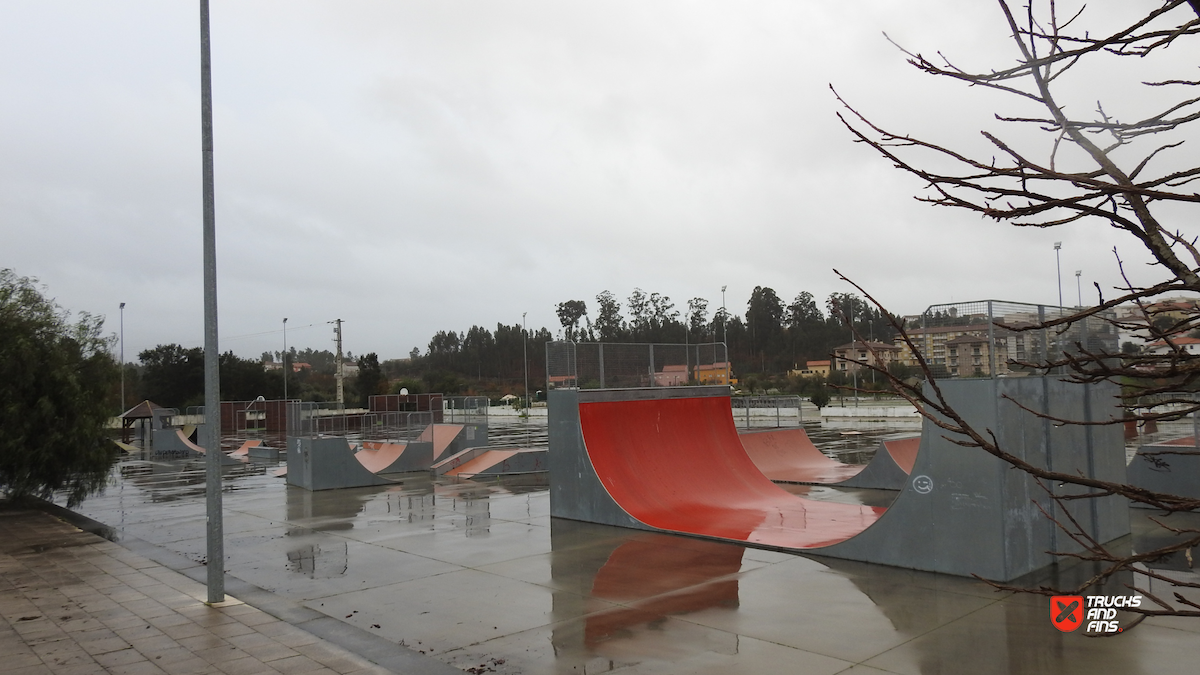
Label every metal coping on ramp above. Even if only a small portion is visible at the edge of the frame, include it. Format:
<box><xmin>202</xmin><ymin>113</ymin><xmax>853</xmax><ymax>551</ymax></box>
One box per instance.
<box><xmin>1128</xmin><ymin>436</ymin><xmax>1200</xmax><ymax>509</ymax></box>
<box><xmin>549</xmin><ymin>379</ymin><xmax>1129</xmax><ymax>581</ymax></box>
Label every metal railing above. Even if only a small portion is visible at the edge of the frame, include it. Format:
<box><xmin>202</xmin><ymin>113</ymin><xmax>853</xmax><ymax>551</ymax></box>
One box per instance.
<box><xmin>731</xmin><ymin>395</ymin><xmax>803</xmax><ymax>428</ymax></box>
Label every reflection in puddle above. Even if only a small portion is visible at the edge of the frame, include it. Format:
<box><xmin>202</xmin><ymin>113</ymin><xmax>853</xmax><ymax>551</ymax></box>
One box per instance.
<box><xmin>550</xmin><ymin>527</ymin><xmax>745</xmax><ymax>667</ymax></box>
<box><xmin>287</xmin><ymin>541</ymin><xmax>349</xmax><ymax>578</ymax></box>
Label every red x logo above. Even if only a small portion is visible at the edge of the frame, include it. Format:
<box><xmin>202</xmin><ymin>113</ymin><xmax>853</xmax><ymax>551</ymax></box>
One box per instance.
<box><xmin>1051</xmin><ymin>596</ymin><xmax>1083</xmax><ymax>632</ymax></box>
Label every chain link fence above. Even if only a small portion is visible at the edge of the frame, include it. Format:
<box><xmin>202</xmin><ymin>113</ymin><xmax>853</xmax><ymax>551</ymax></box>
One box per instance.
<box><xmin>547</xmin><ymin>341</ymin><xmax>729</xmax><ymax>390</ymax></box>
<box><xmin>902</xmin><ymin>300</ymin><xmax>1118</xmax><ymax>379</ymax></box>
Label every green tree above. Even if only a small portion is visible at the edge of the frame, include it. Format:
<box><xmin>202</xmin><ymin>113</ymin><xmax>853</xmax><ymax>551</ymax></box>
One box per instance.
<box><xmin>594</xmin><ymin>291</ymin><xmax>625</xmax><ymax>341</ymax></box>
<box><xmin>139</xmin><ymin>344</ymin><xmax>205</xmax><ymax>409</ymax></box>
<box><xmin>555</xmin><ymin>300</ymin><xmax>588</xmax><ymax>341</ymax></box>
<box><xmin>354</xmin><ymin>353</ymin><xmax>385</xmax><ymax>407</ymax></box>
<box><xmin>0</xmin><ymin>270</ymin><xmax>119</xmax><ymax>507</ymax></box>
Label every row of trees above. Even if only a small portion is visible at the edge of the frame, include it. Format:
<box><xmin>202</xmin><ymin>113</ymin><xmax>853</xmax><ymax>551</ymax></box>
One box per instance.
<box><xmin>124</xmin><ymin>345</ymin><xmax>384</xmax><ymax>410</ymax></box>
<box><xmin>555</xmin><ymin>287</ymin><xmax>896</xmax><ymax>378</ymax></box>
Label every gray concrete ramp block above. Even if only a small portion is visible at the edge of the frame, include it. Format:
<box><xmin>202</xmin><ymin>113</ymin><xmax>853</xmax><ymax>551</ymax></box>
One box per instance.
<box><xmin>286</xmin><ymin>437</ymin><xmax>396</xmax><ymax>491</ymax></box>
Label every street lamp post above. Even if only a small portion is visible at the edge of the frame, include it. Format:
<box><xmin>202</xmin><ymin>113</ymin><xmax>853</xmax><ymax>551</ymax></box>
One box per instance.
<box><xmin>1054</xmin><ymin>242</ymin><xmax>1063</xmax><ymax>308</ymax></box>
<box><xmin>200</xmin><ymin>0</ymin><xmax>225</xmax><ymax>605</ymax></box>
<box><xmin>282</xmin><ymin>318</ymin><xmax>288</xmax><ymax>402</ymax></box>
<box><xmin>1075</xmin><ymin>270</ymin><xmax>1082</xmax><ymax>307</ymax></box>
<box><xmin>720</xmin><ymin>285</ymin><xmax>727</xmax><ymax>344</ymax></box>
<box><xmin>522</xmin><ymin>312</ymin><xmax>529</xmax><ymax>416</ymax></box>
<box><xmin>119</xmin><ymin>302</ymin><xmax>125</xmax><ymax>412</ymax></box>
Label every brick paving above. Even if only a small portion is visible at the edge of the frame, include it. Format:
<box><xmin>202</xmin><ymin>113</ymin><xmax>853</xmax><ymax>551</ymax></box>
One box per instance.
<box><xmin>0</xmin><ymin>506</ymin><xmax>397</xmax><ymax>675</ymax></box>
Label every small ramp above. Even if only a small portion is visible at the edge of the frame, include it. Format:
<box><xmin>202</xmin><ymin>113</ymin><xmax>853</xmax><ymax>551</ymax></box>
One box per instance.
<box><xmin>442</xmin><ymin>448</ymin><xmax>548</xmax><ymax>478</ymax></box>
<box><xmin>415</xmin><ymin>423</ymin><xmax>488</xmax><ymax>462</ymax></box>
<box><xmin>150</xmin><ymin>428</ymin><xmax>239</xmax><ymax>465</ymax></box>
<box><xmin>738</xmin><ymin>428</ymin><xmax>865</xmax><ymax>484</ymax></box>
<box><xmin>286</xmin><ymin>437</ymin><xmax>396</xmax><ymax>491</ymax></box>
<box><xmin>357</xmin><ymin>440</ymin><xmax>433</xmax><ymax>475</ymax></box>
<box><xmin>230</xmin><ymin>440</ymin><xmax>262</xmax><ymax>457</ymax></box>
<box><xmin>111</xmin><ymin>439</ymin><xmax>140</xmax><ymax>454</ymax></box>
<box><xmin>838</xmin><ymin>435</ymin><xmax>919</xmax><ymax>490</ymax></box>
<box><xmin>738</xmin><ymin>428</ymin><xmax>917</xmax><ymax>490</ymax></box>
<box><xmin>1127</xmin><ymin>436</ymin><xmax>1200</xmax><ymax>508</ymax></box>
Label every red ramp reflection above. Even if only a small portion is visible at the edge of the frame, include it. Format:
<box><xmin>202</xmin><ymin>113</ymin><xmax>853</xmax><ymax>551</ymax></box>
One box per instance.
<box><xmin>585</xmin><ymin>535</ymin><xmax>744</xmax><ymax>648</ymax></box>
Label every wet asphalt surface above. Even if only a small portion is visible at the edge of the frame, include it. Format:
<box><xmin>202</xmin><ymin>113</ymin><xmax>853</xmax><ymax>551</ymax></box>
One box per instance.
<box><xmin>57</xmin><ymin>416</ymin><xmax>1200</xmax><ymax>674</ymax></box>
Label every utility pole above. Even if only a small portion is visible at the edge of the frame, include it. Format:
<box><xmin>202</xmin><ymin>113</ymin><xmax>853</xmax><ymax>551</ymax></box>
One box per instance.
<box><xmin>333</xmin><ymin>319</ymin><xmax>344</xmax><ymax>407</ymax></box>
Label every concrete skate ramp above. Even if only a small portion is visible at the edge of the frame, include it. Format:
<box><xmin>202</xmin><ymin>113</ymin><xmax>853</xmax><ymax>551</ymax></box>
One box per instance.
<box><xmin>443</xmin><ymin>448</ymin><xmax>547</xmax><ymax>478</ymax></box>
<box><xmin>837</xmin><ymin>435</ymin><xmax>919</xmax><ymax>490</ymax></box>
<box><xmin>357</xmin><ymin>440</ymin><xmax>434</xmax><ymax>474</ymax></box>
<box><xmin>550</xmin><ymin>380</ymin><xmax>1129</xmax><ymax>581</ymax></box>
<box><xmin>737</xmin><ymin>428</ymin><xmax>917</xmax><ymax>490</ymax></box>
<box><xmin>418</xmin><ymin>424</ymin><xmax>464</xmax><ymax>462</ymax></box>
<box><xmin>738</xmin><ymin>428</ymin><xmax>864</xmax><ymax>484</ymax></box>
<box><xmin>575</xmin><ymin>392</ymin><xmax>884</xmax><ymax>549</ymax></box>
<box><xmin>1127</xmin><ymin>436</ymin><xmax>1200</xmax><ymax>509</ymax></box>
<box><xmin>150</xmin><ymin>428</ymin><xmax>238</xmax><ymax>464</ymax></box>
<box><xmin>230</xmin><ymin>440</ymin><xmax>262</xmax><ymax>457</ymax></box>
<box><xmin>286</xmin><ymin>437</ymin><xmax>396</xmax><ymax>491</ymax></box>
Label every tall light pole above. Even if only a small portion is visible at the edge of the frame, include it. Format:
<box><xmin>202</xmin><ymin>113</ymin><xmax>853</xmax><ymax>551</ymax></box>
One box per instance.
<box><xmin>119</xmin><ymin>302</ymin><xmax>125</xmax><ymax>412</ymax></box>
<box><xmin>522</xmin><ymin>312</ymin><xmax>529</xmax><ymax>415</ymax></box>
<box><xmin>720</xmin><ymin>285</ymin><xmax>727</xmax><ymax>344</ymax></box>
<box><xmin>282</xmin><ymin>317</ymin><xmax>288</xmax><ymax>402</ymax></box>
<box><xmin>200</xmin><ymin>0</ymin><xmax>225</xmax><ymax>605</ymax></box>
<box><xmin>1075</xmin><ymin>270</ymin><xmax>1083</xmax><ymax>307</ymax></box>
<box><xmin>1054</xmin><ymin>242</ymin><xmax>1063</xmax><ymax>308</ymax></box>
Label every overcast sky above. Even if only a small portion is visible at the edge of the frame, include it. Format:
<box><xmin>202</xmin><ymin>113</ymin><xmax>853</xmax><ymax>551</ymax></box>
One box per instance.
<box><xmin>1</xmin><ymin>1</ymin><xmax>1189</xmax><ymax>362</ymax></box>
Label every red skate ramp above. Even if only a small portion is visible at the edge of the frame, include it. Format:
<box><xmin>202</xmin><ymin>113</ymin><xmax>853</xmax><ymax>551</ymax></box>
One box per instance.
<box><xmin>738</xmin><ymin>428</ymin><xmax>917</xmax><ymax>490</ymax></box>
<box><xmin>230</xmin><ymin>440</ymin><xmax>262</xmax><ymax>458</ymax></box>
<box><xmin>738</xmin><ymin>428</ymin><xmax>864</xmax><ymax>484</ymax></box>
<box><xmin>579</xmin><ymin>395</ymin><xmax>883</xmax><ymax>549</ymax></box>
<box><xmin>548</xmin><ymin>379</ymin><xmax>1128</xmax><ymax>581</ymax></box>
<box><xmin>882</xmin><ymin>437</ymin><xmax>919</xmax><ymax>474</ymax></box>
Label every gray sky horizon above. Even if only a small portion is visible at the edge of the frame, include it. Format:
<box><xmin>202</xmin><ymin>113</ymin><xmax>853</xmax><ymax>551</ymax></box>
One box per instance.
<box><xmin>2</xmin><ymin>1</ymin><xmax>1187</xmax><ymax>363</ymax></box>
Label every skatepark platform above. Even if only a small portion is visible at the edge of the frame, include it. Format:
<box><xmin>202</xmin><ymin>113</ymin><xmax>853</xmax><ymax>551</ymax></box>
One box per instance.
<box><xmin>549</xmin><ymin>379</ymin><xmax>1129</xmax><ymax>581</ymax></box>
<box><xmin>284</xmin><ymin>423</ymin><xmax>490</xmax><ymax>490</ymax></box>
<box><xmin>1128</xmin><ymin>436</ymin><xmax>1200</xmax><ymax>509</ymax></box>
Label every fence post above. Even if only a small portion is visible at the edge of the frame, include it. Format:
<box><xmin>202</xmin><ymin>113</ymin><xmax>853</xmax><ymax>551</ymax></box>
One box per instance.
<box><xmin>648</xmin><ymin>343</ymin><xmax>655</xmax><ymax>387</ymax></box>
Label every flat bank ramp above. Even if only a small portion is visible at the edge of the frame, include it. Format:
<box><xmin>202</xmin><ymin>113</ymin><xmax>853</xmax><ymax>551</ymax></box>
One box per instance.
<box><xmin>549</xmin><ymin>380</ymin><xmax>1128</xmax><ymax>581</ymax></box>
<box><xmin>443</xmin><ymin>448</ymin><xmax>548</xmax><ymax>478</ymax></box>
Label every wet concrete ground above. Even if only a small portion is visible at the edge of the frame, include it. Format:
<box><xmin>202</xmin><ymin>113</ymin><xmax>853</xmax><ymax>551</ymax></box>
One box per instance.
<box><xmin>62</xmin><ymin>419</ymin><xmax>1200</xmax><ymax>674</ymax></box>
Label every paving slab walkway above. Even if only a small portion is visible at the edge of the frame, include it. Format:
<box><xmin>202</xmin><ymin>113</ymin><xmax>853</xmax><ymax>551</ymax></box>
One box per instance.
<box><xmin>0</xmin><ymin>503</ymin><xmax>411</xmax><ymax>675</ymax></box>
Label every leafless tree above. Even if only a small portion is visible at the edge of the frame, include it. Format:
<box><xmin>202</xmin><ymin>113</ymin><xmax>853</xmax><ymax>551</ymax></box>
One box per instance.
<box><xmin>834</xmin><ymin>0</ymin><xmax>1200</xmax><ymax>621</ymax></box>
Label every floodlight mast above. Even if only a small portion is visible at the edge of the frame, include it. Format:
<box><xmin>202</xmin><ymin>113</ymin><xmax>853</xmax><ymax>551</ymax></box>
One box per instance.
<box><xmin>199</xmin><ymin>0</ymin><xmax>225</xmax><ymax>605</ymax></box>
